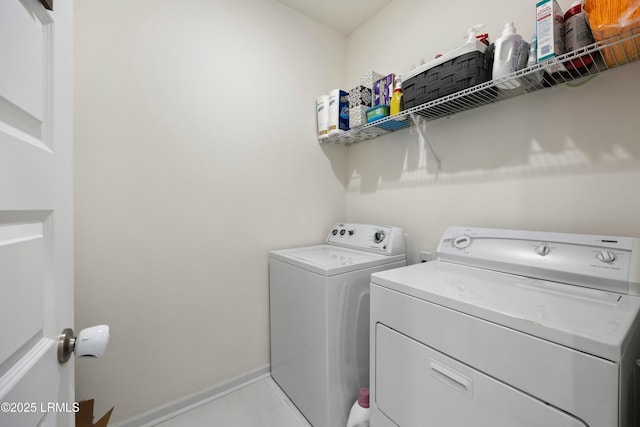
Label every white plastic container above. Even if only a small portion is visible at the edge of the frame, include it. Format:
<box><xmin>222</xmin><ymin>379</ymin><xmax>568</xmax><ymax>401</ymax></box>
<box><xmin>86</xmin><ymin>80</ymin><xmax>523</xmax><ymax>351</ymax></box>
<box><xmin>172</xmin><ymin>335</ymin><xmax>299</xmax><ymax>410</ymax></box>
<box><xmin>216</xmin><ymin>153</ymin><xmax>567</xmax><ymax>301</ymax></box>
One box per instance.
<box><xmin>493</xmin><ymin>22</ymin><xmax>524</xmax><ymax>89</ymax></box>
<box><xmin>316</xmin><ymin>95</ymin><xmax>329</xmax><ymax>140</ymax></box>
<box><xmin>327</xmin><ymin>89</ymin><xmax>340</xmax><ymax>136</ymax></box>
<box><xmin>346</xmin><ymin>387</ymin><xmax>370</xmax><ymax>427</ymax></box>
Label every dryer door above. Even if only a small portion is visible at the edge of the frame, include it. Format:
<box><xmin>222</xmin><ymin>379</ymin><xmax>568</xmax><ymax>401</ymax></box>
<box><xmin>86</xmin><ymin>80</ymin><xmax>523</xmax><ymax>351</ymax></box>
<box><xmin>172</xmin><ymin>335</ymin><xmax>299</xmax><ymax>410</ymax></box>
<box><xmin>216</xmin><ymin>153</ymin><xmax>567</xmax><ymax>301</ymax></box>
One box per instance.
<box><xmin>375</xmin><ymin>324</ymin><xmax>588</xmax><ymax>427</ymax></box>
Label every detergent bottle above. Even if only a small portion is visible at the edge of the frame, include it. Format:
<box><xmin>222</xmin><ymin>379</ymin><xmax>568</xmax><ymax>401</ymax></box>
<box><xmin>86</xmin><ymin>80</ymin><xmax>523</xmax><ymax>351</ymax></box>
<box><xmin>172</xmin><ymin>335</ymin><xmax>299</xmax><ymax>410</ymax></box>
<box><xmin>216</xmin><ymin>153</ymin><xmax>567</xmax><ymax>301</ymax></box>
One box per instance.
<box><xmin>346</xmin><ymin>387</ymin><xmax>370</xmax><ymax>427</ymax></box>
<box><xmin>493</xmin><ymin>22</ymin><xmax>524</xmax><ymax>89</ymax></box>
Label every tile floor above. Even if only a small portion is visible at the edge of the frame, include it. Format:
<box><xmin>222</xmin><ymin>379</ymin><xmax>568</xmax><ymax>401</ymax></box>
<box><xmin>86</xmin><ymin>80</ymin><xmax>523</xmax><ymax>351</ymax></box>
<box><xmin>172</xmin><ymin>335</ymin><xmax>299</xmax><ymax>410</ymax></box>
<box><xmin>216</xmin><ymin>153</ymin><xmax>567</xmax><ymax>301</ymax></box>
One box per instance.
<box><xmin>154</xmin><ymin>377</ymin><xmax>311</xmax><ymax>427</ymax></box>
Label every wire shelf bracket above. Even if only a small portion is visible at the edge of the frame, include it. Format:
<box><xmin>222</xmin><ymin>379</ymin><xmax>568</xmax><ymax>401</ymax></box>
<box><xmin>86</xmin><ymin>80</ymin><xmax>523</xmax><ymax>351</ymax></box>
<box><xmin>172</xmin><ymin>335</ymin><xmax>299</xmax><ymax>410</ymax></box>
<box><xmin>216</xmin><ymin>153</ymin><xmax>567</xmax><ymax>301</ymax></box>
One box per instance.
<box><xmin>410</xmin><ymin>113</ymin><xmax>441</xmax><ymax>171</ymax></box>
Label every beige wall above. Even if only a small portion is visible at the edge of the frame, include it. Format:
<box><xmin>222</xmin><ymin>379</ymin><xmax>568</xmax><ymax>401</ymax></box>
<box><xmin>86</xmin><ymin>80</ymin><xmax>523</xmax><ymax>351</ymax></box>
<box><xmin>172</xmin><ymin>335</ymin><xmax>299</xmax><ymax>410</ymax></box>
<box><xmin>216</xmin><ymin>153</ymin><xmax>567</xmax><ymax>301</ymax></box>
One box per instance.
<box><xmin>344</xmin><ymin>0</ymin><xmax>640</xmax><ymax>263</ymax></box>
<box><xmin>74</xmin><ymin>0</ymin><xmax>347</xmax><ymax>422</ymax></box>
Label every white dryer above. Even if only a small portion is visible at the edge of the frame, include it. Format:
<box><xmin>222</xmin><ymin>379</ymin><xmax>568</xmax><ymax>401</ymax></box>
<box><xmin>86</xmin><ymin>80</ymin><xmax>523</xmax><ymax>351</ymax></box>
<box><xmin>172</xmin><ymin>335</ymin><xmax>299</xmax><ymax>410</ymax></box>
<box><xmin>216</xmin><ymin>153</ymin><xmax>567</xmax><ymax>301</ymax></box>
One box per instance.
<box><xmin>270</xmin><ymin>223</ymin><xmax>405</xmax><ymax>427</ymax></box>
<box><xmin>370</xmin><ymin>226</ymin><xmax>640</xmax><ymax>427</ymax></box>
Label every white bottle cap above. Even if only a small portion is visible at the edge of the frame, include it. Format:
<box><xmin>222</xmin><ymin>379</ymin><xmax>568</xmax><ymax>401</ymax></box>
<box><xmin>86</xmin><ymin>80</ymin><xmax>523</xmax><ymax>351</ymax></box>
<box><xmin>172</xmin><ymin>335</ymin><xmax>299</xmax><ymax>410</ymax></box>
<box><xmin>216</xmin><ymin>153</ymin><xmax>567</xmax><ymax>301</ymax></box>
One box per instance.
<box><xmin>502</xmin><ymin>22</ymin><xmax>516</xmax><ymax>36</ymax></box>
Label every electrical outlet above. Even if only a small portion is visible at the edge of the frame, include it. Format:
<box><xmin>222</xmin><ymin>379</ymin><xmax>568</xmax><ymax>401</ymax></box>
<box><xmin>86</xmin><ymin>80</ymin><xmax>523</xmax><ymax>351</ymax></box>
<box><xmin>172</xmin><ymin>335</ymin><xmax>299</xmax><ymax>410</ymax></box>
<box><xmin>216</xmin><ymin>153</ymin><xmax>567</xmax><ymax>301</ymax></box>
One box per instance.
<box><xmin>419</xmin><ymin>251</ymin><xmax>433</xmax><ymax>263</ymax></box>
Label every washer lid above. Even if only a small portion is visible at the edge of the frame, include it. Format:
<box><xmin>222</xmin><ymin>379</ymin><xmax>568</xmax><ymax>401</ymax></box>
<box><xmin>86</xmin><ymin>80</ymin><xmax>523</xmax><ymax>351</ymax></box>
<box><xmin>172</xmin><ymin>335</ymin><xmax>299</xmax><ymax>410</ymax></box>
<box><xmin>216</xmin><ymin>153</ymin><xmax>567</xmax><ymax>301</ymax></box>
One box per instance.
<box><xmin>371</xmin><ymin>261</ymin><xmax>640</xmax><ymax>362</ymax></box>
<box><xmin>270</xmin><ymin>244</ymin><xmax>405</xmax><ymax>276</ymax></box>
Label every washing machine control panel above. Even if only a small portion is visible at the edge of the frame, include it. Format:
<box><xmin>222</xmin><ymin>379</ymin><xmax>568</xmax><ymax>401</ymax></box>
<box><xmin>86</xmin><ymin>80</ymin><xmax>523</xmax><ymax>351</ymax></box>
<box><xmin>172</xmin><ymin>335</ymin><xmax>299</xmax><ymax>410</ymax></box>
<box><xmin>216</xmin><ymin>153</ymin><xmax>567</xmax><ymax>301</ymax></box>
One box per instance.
<box><xmin>327</xmin><ymin>223</ymin><xmax>405</xmax><ymax>256</ymax></box>
<box><xmin>438</xmin><ymin>226</ymin><xmax>640</xmax><ymax>295</ymax></box>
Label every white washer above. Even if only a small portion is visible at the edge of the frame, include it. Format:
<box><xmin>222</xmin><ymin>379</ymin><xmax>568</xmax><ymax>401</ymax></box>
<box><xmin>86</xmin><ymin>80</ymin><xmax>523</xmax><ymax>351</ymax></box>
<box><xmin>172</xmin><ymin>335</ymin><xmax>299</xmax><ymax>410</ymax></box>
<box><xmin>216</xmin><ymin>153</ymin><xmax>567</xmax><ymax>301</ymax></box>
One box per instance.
<box><xmin>270</xmin><ymin>223</ymin><xmax>406</xmax><ymax>427</ymax></box>
<box><xmin>370</xmin><ymin>226</ymin><xmax>640</xmax><ymax>427</ymax></box>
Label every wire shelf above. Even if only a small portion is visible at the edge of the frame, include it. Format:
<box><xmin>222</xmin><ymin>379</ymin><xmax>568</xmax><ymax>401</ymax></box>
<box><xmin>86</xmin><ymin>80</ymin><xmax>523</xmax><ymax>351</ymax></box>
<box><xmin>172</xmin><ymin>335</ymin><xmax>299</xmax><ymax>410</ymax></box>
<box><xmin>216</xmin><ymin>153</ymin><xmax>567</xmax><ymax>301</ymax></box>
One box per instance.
<box><xmin>321</xmin><ymin>30</ymin><xmax>640</xmax><ymax>146</ymax></box>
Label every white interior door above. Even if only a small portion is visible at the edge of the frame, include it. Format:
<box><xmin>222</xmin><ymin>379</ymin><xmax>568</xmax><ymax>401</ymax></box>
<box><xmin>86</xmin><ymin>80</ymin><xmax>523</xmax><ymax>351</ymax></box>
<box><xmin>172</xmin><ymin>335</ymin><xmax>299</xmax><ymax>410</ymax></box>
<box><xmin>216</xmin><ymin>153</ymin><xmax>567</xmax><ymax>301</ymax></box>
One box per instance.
<box><xmin>0</xmin><ymin>0</ymin><xmax>74</xmax><ymax>426</ymax></box>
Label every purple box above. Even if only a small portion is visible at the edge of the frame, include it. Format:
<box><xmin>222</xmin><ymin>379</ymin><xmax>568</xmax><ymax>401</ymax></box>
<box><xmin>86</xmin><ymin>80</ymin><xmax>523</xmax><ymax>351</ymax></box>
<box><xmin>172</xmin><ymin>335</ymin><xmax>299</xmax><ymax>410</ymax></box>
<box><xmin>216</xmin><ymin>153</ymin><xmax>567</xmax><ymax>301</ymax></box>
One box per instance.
<box><xmin>373</xmin><ymin>74</ymin><xmax>395</xmax><ymax>106</ymax></box>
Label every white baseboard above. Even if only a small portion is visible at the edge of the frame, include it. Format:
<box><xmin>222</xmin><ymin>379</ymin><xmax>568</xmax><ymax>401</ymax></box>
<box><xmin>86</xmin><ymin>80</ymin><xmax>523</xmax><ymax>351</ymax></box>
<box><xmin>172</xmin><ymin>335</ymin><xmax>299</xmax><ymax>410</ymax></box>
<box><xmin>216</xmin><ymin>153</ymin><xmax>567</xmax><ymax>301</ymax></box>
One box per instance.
<box><xmin>110</xmin><ymin>364</ymin><xmax>271</xmax><ymax>427</ymax></box>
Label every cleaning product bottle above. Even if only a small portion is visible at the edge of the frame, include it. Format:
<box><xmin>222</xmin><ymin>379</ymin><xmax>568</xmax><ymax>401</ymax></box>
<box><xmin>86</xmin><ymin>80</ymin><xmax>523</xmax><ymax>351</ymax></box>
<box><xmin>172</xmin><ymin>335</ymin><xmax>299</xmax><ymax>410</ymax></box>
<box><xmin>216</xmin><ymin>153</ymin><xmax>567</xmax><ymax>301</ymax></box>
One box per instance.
<box><xmin>564</xmin><ymin>0</ymin><xmax>594</xmax><ymax>74</ymax></box>
<box><xmin>460</xmin><ymin>24</ymin><xmax>489</xmax><ymax>55</ymax></box>
<box><xmin>346</xmin><ymin>387</ymin><xmax>370</xmax><ymax>427</ymax></box>
<box><xmin>527</xmin><ymin>35</ymin><xmax>544</xmax><ymax>86</ymax></box>
<box><xmin>390</xmin><ymin>78</ymin><xmax>403</xmax><ymax>115</ymax></box>
<box><xmin>493</xmin><ymin>22</ymin><xmax>524</xmax><ymax>89</ymax></box>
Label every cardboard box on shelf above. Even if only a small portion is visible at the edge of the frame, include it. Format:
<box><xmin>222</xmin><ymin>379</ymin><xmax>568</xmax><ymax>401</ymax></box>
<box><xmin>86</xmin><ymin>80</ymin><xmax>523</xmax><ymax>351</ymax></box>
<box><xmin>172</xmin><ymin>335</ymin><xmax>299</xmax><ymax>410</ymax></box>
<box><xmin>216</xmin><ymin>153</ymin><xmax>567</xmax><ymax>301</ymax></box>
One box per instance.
<box><xmin>374</xmin><ymin>74</ymin><xmax>395</xmax><ymax>106</ymax></box>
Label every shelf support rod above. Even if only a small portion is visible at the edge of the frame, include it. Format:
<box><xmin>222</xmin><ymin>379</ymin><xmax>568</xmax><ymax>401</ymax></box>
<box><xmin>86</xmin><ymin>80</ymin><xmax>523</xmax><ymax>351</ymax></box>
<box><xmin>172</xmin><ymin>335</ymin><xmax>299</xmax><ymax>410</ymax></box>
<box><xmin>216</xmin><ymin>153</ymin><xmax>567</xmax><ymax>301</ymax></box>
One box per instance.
<box><xmin>410</xmin><ymin>113</ymin><xmax>441</xmax><ymax>171</ymax></box>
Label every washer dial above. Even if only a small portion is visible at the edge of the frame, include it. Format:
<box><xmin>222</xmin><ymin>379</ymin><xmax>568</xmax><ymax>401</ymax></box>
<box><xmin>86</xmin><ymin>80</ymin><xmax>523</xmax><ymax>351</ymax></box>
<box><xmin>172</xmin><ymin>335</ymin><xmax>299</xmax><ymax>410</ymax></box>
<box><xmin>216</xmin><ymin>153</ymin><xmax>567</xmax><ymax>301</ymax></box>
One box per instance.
<box><xmin>535</xmin><ymin>244</ymin><xmax>551</xmax><ymax>256</ymax></box>
<box><xmin>374</xmin><ymin>231</ymin><xmax>386</xmax><ymax>244</ymax></box>
<box><xmin>598</xmin><ymin>250</ymin><xmax>616</xmax><ymax>263</ymax></box>
<box><xmin>453</xmin><ymin>235</ymin><xmax>472</xmax><ymax>249</ymax></box>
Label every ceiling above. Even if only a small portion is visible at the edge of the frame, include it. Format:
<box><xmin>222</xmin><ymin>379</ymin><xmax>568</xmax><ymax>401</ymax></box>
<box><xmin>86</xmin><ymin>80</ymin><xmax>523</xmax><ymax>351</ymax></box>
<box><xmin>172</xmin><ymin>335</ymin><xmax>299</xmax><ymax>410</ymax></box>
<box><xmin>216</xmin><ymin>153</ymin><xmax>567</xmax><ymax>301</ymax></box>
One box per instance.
<box><xmin>277</xmin><ymin>0</ymin><xmax>394</xmax><ymax>35</ymax></box>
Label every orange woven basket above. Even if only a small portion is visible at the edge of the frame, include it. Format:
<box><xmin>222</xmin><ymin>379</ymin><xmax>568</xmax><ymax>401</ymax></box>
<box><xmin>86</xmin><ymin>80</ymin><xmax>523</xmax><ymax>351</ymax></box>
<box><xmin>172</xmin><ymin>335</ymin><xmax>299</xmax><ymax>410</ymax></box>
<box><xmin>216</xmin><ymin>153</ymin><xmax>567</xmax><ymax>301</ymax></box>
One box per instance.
<box><xmin>584</xmin><ymin>0</ymin><xmax>640</xmax><ymax>66</ymax></box>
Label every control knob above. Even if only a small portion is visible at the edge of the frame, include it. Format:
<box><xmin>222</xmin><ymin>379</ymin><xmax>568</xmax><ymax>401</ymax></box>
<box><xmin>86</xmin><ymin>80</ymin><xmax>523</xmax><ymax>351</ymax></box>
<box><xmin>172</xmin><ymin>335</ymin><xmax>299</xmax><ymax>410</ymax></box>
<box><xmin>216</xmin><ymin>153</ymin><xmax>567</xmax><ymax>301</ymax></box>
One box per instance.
<box><xmin>374</xmin><ymin>231</ymin><xmax>386</xmax><ymax>244</ymax></box>
<box><xmin>535</xmin><ymin>244</ymin><xmax>551</xmax><ymax>256</ymax></box>
<box><xmin>453</xmin><ymin>235</ymin><xmax>471</xmax><ymax>249</ymax></box>
<box><xmin>598</xmin><ymin>250</ymin><xmax>616</xmax><ymax>263</ymax></box>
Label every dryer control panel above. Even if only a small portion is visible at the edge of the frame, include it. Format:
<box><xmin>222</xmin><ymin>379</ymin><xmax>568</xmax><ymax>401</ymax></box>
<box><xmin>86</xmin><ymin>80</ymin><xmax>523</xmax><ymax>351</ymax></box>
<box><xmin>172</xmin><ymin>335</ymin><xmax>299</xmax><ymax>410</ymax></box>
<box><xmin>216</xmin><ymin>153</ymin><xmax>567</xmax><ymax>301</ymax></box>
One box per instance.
<box><xmin>438</xmin><ymin>226</ymin><xmax>640</xmax><ymax>295</ymax></box>
<box><xmin>327</xmin><ymin>223</ymin><xmax>405</xmax><ymax>256</ymax></box>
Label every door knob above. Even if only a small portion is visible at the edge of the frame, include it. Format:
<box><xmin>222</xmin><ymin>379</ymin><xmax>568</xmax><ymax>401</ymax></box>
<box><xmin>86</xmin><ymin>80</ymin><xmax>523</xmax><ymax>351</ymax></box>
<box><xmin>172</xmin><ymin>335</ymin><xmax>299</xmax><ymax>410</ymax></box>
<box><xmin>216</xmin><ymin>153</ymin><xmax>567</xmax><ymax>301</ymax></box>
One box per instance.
<box><xmin>58</xmin><ymin>325</ymin><xmax>110</xmax><ymax>364</ymax></box>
